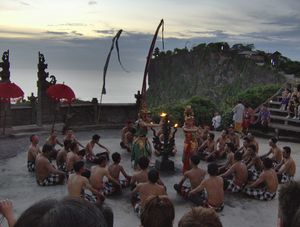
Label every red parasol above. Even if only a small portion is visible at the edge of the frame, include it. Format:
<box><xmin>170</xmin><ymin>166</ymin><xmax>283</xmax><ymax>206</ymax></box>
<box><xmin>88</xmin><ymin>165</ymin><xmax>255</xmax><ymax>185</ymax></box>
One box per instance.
<box><xmin>46</xmin><ymin>83</ymin><xmax>75</xmax><ymax>104</ymax></box>
<box><xmin>0</xmin><ymin>82</ymin><xmax>24</xmax><ymax>102</ymax></box>
<box><xmin>46</xmin><ymin>83</ymin><xmax>76</xmax><ymax>132</ymax></box>
<box><xmin>0</xmin><ymin>82</ymin><xmax>24</xmax><ymax>134</ymax></box>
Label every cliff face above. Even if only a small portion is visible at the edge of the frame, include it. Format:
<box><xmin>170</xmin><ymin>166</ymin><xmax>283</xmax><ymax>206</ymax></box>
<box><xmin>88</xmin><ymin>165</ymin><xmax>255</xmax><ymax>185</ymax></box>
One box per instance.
<box><xmin>146</xmin><ymin>45</ymin><xmax>285</xmax><ymax>107</ymax></box>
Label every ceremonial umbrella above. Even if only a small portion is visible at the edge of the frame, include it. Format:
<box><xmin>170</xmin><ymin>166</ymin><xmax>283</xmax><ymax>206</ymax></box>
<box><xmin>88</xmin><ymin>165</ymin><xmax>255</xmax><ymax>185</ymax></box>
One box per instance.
<box><xmin>0</xmin><ymin>82</ymin><xmax>24</xmax><ymax>134</ymax></box>
<box><xmin>46</xmin><ymin>83</ymin><xmax>76</xmax><ymax>132</ymax></box>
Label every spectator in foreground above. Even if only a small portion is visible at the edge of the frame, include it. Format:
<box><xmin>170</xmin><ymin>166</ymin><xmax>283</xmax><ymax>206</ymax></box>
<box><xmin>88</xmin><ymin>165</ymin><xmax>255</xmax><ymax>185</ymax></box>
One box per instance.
<box><xmin>178</xmin><ymin>207</ymin><xmax>223</xmax><ymax>227</ymax></box>
<box><xmin>0</xmin><ymin>199</ymin><xmax>16</xmax><ymax>227</ymax></box>
<box><xmin>278</xmin><ymin>181</ymin><xmax>300</xmax><ymax>227</ymax></box>
<box><xmin>141</xmin><ymin>195</ymin><xmax>174</xmax><ymax>227</ymax></box>
<box><xmin>14</xmin><ymin>197</ymin><xmax>108</xmax><ymax>227</ymax></box>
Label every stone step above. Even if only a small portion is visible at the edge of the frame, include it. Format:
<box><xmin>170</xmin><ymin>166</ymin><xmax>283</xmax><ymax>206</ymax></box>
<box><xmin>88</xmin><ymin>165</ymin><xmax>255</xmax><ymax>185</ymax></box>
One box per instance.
<box><xmin>269</xmin><ymin>123</ymin><xmax>300</xmax><ymax>133</ymax></box>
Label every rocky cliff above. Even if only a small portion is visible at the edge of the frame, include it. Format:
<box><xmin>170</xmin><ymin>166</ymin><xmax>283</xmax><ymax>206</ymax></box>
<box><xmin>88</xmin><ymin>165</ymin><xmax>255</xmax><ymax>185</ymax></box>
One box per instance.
<box><xmin>146</xmin><ymin>43</ymin><xmax>286</xmax><ymax>107</ymax></box>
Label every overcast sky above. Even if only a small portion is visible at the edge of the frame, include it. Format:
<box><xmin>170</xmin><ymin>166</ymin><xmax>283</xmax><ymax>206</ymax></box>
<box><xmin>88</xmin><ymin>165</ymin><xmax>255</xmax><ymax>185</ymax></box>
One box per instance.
<box><xmin>0</xmin><ymin>0</ymin><xmax>300</xmax><ymax>100</ymax></box>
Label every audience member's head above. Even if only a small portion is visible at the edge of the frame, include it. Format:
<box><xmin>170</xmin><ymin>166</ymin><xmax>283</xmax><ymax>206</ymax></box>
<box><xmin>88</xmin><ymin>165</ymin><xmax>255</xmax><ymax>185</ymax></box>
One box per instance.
<box><xmin>178</xmin><ymin>207</ymin><xmax>223</xmax><ymax>227</ymax></box>
<box><xmin>279</xmin><ymin>181</ymin><xmax>300</xmax><ymax>227</ymax></box>
<box><xmin>207</xmin><ymin>163</ymin><xmax>219</xmax><ymax>176</ymax></box>
<box><xmin>141</xmin><ymin>196</ymin><xmax>174</xmax><ymax>227</ymax></box>
<box><xmin>138</xmin><ymin>156</ymin><xmax>150</xmax><ymax>170</ymax></box>
<box><xmin>190</xmin><ymin>155</ymin><xmax>200</xmax><ymax>166</ymax></box>
<box><xmin>112</xmin><ymin>152</ymin><xmax>121</xmax><ymax>164</ymax></box>
<box><xmin>14</xmin><ymin>197</ymin><xmax>108</xmax><ymax>227</ymax></box>
<box><xmin>148</xmin><ymin>169</ymin><xmax>159</xmax><ymax>184</ymax></box>
<box><xmin>291</xmin><ymin>207</ymin><xmax>300</xmax><ymax>227</ymax></box>
<box><xmin>94</xmin><ymin>203</ymin><xmax>114</xmax><ymax>227</ymax></box>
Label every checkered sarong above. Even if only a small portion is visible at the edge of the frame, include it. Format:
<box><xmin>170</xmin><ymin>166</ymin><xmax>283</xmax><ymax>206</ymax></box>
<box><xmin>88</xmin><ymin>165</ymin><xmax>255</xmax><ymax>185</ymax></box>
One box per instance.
<box><xmin>174</xmin><ymin>184</ymin><xmax>191</xmax><ymax>198</ymax></box>
<box><xmin>27</xmin><ymin>160</ymin><xmax>35</xmax><ymax>172</ymax></box>
<box><xmin>37</xmin><ymin>174</ymin><xmax>60</xmax><ymax>186</ymax></box>
<box><xmin>225</xmin><ymin>179</ymin><xmax>242</xmax><ymax>193</ymax></box>
<box><xmin>81</xmin><ymin>192</ymin><xmax>97</xmax><ymax>203</ymax></box>
<box><xmin>58</xmin><ymin>163</ymin><xmax>67</xmax><ymax>172</ymax></box>
<box><xmin>279</xmin><ymin>172</ymin><xmax>294</xmax><ymax>184</ymax></box>
<box><xmin>206</xmin><ymin>202</ymin><xmax>224</xmax><ymax>212</ymax></box>
<box><xmin>248</xmin><ymin>166</ymin><xmax>261</xmax><ymax>181</ymax></box>
<box><xmin>244</xmin><ymin>187</ymin><xmax>276</xmax><ymax>201</ymax></box>
<box><xmin>103</xmin><ymin>178</ymin><xmax>130</xmax><ymax>196</ymax></box>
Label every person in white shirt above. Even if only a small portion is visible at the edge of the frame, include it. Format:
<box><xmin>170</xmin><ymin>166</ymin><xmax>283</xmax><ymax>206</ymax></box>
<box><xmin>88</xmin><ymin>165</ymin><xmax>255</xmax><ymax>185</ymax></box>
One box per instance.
<box><xmin>232</xmin><ymin>101</ymin><xmax>245</xmax><ymax>133</ymax></box>
<box><xmin>212</xmin><ymin>112</ymin><xmax>221</xmax><ymax>131</ymax></box>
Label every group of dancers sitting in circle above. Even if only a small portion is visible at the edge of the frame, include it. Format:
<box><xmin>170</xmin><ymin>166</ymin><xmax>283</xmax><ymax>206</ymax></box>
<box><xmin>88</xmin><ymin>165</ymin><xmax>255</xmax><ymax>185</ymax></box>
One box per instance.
<box><xmin>25</xmin><ymin>118</ymin><xmax>296</xmax><ymax>218</ymax></box>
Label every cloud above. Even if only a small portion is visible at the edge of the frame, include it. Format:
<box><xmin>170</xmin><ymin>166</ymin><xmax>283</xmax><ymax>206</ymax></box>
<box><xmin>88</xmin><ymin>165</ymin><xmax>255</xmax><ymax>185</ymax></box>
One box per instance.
<box><xmin>94</xmin><ymin>29</ymin><xmax>116</xmax><ymax>35</ymax></box>
<box><xmin>45</xmin><ymin>31</ymin><xmax>69</xmax><ymax>36</ymax></box>
<box><xmin>88</xmin><ymin>0</ymin><xmax>97</xmax><ymax>5</ymax></box>
<box><xmin>48</xmin><ymin>23</ymin><xmax>88</xmax><ymax>27</ymax></box>
<box><xmin>19</xmin><ymin>1</ymin><xmax>31</xmax><ymax>6</ymax></box>
<box><xmin>71</xmin><ymin>31</ymin><xmax>83</xmax><ymax>36</ymax></box>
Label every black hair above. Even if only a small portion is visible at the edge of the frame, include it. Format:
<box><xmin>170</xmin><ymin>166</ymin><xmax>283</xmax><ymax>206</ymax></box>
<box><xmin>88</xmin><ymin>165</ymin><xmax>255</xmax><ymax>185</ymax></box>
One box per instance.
<box><xmin>138</xmin><ymin>156</ymin><xmax>150</xmax><ymax>170</ymax></box>
<box><xmin>207</xmin><ymin>163</ymin><xmax>219</xmax><ymax>176</ymax></box>
<box><xmin>73</xmin><ymin>161</ymin><xmax>84</xmax><ymax>173</ymax></box>
<box><xmin>92</xmin><ymin>134</ymin><xmax>101</xmax><ymax>141</ymax></box>
<box><xmin>226</xmin><ymin>142</ymin><xmax>235</xmax><ymax>152</ymax></box>
<box><xmin>70</xmin><ymin>142</ymin><xmax>78</xmax><ymax>152</ymax></box>
<box><xmin>234</xmin><ymin>152</ymin><xmax>243</xmax><ymax>161</ymax></box>
<box><xmin>14</xmin><ymin>197</ymin><xmax>108</xmax><ymax>227</ymax></box>
<box><xmin>42</xmin><ymin>144</ymin><xmax>53</xmax><ymax>154</ymax></box>
<box><xmin>111</xmin><ymin>152</ymin><xmax>121</xmax><ymax>163</ymax></box>
<box><xmin>209</xmin><ymin>133</ymin><xmax>215</xmax><ymax>140</ymax></box>
<box><xmin>248</xmin><ymin>144</ymin><xmax>257</xmax><ymax>153</ymax></box>
<box><xmin>279</xmin><ymin>182</ymin><xmax>300</xmax><ymax>227</ymax></box>
<box><xmin>95</xmin><ymin>155</ymin><xmax>107</xmax><ymax>165</ymax></box>
<box><xmin>283</xmin><ymin>146</ymin><xmax>291</xmax><ymax>155</ymax></box>
<box><xmin>190</xmin><ymin>155</ymin><xmax>200</xmax><ymax>166</ymax></box>
<box><xmin>270</xmin><ymin>137</ymin><xmax>278</xmax><ymax>144</ymax></box>
<box><xmin>64</xmin><ymin>139</ymin><xmax>72</xmax><ymax>149</ymax></box>
<box><xmin>148</xmin><ymin>169</ymin><xmax>159</xmax><ymax>184</ymax></box>
<box><xmin>263</xmin><ymin>158</ymin><xmax>273</xmax><ymax>169</ymax></box>
<box><xmin>78</xmin><ymin>149</ymin><xmax>86</xmax><ymax>156</ymax></box>
<box><xmin>95</xmin><ymin>204</ymin><xmax>114</xmax><ymax>227</ymax></box>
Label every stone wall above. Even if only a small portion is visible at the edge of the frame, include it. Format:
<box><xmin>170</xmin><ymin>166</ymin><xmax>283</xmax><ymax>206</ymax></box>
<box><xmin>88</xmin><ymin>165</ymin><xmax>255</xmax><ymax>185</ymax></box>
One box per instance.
<box><xmin>9</xmin><ymin>102</ymin><xmax>137</xmax><ymax>127</ymax></box>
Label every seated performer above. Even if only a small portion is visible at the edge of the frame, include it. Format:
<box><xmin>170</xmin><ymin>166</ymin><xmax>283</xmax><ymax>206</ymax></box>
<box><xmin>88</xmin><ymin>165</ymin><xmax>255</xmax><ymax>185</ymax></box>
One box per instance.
<box><xmin>227</xmin><ymin>125</ymin><xmax>240</xmax><ymax>150</ymax></box>
<box><xmin>260</xmin><ymin>137</ymin><xmax>283</xmax><ymax>167</ymax></box>
<box><xmin>27</xmin><ymin>134</ymin><xmax>41</xmax><ymax>172</ymax></box>
<box><xmin>246</xmin><ymin>144</ymin><xmax>263</xmax><ymax>182</ymax></box>
<box><xmin>218</xmin><ymin>142</ymin><xmax>235</xmax><ymax>174</ymax></box>
<box><xmin>130</xmin><ymin>156</ymin><xmax>150</xmax><ymax>189</ymax></box>
<box><xmin>35</xmin><ymin>144</ymin><xmax>65</xmax><ymax>186</ymax></box>
<box><xmin>120</xmin><ymin>120</ymin><xmax>135</xmax><ymax>152</ymax></box>
<box><xmin>189</xmin><ymin>163</ymin><xmax>224</xmax><ymax>212</ymax></box>
<box><xmin>220</xmin><ymin>152</ymin><xmax>248</xmax><ymax>192</ymax></box>
<box><xmin>66</xmin><ymin>142</ymin><xmax>80</xmax><ymax>175</ymax></box>
<box><xmin>45</xmin><ymin>130</ymin><xmax>63</xmax><ymax>159</ymax></box>
<box><xmin>90</xmin><ymin>156</ymin><xmax>121</xmax><ymax>197</ymax></box>
<box><xmin>276</xmin><ymin>146</ymin><xmax>296</xmax><ymax>184</ymax></box>
<box><xmin>63</xmin><ymin>129</ymin><xmax>84</xmax><ymax>148</ymax></box>
<box><xmin>68</xmin><ymin>161</ymin><xmax>102</xmax><ymax>203</ymax></box>
<box><xmin>86</xmin><ymin>134</ymin><xmax>110</xmax><ymax>163</ymax></box>
<box><xmin>174</xmin><ymin>155</ymin><xmax>206</xmax><ymax>200</ymax></box>
<box><xmin>105</xmin><ymin>152</ymin><xmax>132</xmax><ymax>195</ymax></box>
<box><xmin>244</xmin><ymin>158</ymin><xmax>278</xmax><ymax>201</ymax></box>
<box><xmin>56</xmin><ymin>139</ymin><xmax>72</xmax><ymax>172</ymax></box>
<box><xmin>132</xmin><ymin>169</ymin><xmax>167</xmax><ymax>216</ymax></box>
<box><xmin>198</xmin><ymin>133</ymin><xmax>216</xmax><ymax>161</ymax></box>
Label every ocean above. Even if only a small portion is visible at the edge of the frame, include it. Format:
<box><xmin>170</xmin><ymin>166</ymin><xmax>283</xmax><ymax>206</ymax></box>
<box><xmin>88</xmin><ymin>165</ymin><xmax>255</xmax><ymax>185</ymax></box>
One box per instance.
<box><xmin>11</xmin><ymin>69</ymin><xmax>143</xmax><ymax>103</ymax></box>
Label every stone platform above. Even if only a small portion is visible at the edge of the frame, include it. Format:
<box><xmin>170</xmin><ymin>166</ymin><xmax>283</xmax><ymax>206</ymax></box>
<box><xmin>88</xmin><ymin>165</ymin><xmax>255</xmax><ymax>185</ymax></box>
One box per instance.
<box><xmin>0</xmin><ymin>129</ymin><xmax>300</xmax><ymax>227</ymax></box>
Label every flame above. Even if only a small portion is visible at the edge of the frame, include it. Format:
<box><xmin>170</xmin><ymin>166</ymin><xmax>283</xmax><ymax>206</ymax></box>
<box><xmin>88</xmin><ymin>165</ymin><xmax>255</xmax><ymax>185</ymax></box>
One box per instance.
<box><xmin>160</xmin><ymin>112</ymin><xmax>167</xmax><ymax>117</ymax></box>
<box><xmin>174</xmin><ymin>123</ymin><xmax>178</xmax><ymax>128</ymax></box>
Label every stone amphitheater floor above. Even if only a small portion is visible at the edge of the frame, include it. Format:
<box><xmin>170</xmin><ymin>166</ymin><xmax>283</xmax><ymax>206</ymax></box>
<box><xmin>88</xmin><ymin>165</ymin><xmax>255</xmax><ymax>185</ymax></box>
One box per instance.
<box><xmin>0</xmin><ymin>129</ymin><xmax>300</xmax><ymax>227</ymax></box>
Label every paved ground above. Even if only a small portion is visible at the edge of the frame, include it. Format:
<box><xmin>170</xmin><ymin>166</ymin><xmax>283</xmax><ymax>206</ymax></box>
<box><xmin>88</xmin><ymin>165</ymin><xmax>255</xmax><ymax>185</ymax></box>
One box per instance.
<box><xmin>0</xmin><ymin>129</ymin><xmax>300</xmax><ymax>227</ymax></box>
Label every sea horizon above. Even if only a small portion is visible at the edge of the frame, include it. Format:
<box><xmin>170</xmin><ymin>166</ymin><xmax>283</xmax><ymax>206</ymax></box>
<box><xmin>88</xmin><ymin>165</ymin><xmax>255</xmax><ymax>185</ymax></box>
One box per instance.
<box><xmin>10</xmin><ymin>68</ymin><xmax>143</xmax><ymax>103</ymax></box>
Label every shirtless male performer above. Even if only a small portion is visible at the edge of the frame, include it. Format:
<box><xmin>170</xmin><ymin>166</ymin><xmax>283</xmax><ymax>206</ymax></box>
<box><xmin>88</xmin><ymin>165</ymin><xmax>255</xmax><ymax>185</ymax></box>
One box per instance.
<box><xmin>189</xmin><ymin>163</ymin><xmax>224</xmax><ymax>212</ymax></box>
<box><xmin>86</xmin><ymin>134</ymin><xmax>110</xmax><ymax>163</ymax></box>
<box><xmin>130</xmin><ymin>156</ymin><xmax>150</xmax><ymax>189</ymax></box>
<box><xmin>260</xmin><ymin>137</ymin><xmax>283</xmax><ymax>166</ymax></box>
<box><xmin>244</xmin><ymin>158</ymin><xmax>278</xmax><ymax>201</ymax></box>
<box><xmin>66</xmin><ymin>142</ymin><xmax>80</xmax><ymax>175</ymax></box>
<box><xmin>276</xmin><ymin>146</ymin><xmax>296</xmax><ymax>184</ymax></box>
<box><xmin>68</xmin><ymin>161</ymin><xmax>102</xmax><ymax>203</ymax></box>
<box><xmin>220</xmin><ymin>151</ymin><xmax>248</xmax><ymax>192</ymax></box>
<box><xmin>56</xmin><ymin>139</ymin><xmax>72</xmax><ymax>172</ymax></box>
<box><xmin>90</xmin><ymin>156</ymin><xmax>121</xmax><ymax>197</ymax></box>
<box><xmin>132</xmin><ymin>169</ymin><xmax>167</xmax><ymax>216</ymax></box>
<box><xmin>174</xmin><ymin>155</ymin><xmax>206</xmax><ymax>200</ymax></box>
<box><xmin>27</xmin><ymin>134</ymin><xmax>41</xmax><ymax>172</ymax></box>
<box><xmin>35</xmin><ymin>144</ymin><xmax>65</xmax><ymax>186</ymax></box>
<box><xmin>106</xmin><ymin>152</ymin><xmax>132</xmax><ymax>195</ymax></box>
